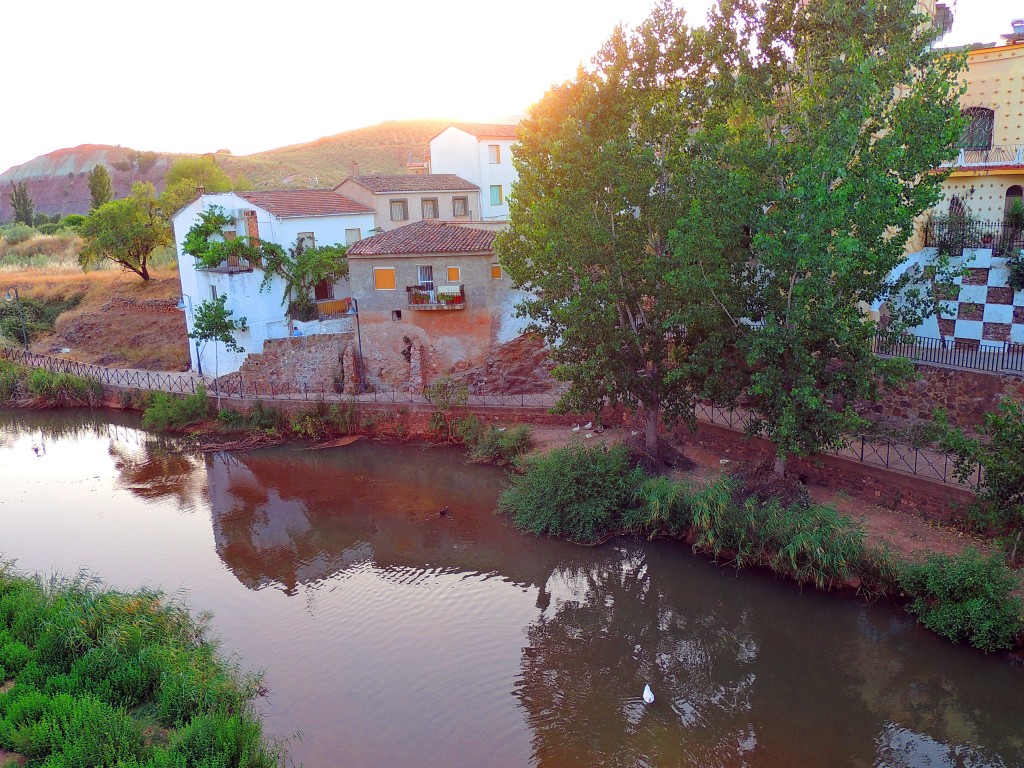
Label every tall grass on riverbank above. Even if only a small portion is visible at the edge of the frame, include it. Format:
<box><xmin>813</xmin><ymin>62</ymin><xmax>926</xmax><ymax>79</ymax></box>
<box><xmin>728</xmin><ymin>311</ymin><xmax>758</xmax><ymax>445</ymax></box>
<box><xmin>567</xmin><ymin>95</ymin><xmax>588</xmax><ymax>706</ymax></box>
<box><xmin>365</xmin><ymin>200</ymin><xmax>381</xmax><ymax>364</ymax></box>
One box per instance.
<box><xmin>0</xmin><ymin>564</ymin><xmax>281</xmax><ymax>765</ymax></box>
<box><xmin>0</xmin><ymin>359</ymin><xmax>103</xmax><ymax>408</ymax></box>
<box><xmin>499</xmin><ymin>441</ymin><xmax>1024</xmax><ymax>651</ymax></box>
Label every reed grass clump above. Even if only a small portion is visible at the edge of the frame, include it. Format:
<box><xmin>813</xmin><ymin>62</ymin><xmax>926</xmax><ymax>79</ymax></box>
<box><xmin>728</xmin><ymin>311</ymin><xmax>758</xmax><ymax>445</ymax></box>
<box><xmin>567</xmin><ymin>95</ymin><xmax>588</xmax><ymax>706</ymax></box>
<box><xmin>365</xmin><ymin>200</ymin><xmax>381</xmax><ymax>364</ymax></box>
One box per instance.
<box><xmin>467</xmin><ymin>423</ymin><xmax>533</xmax><ymax>465</ymax></box>
<box><xmin>0</xmin><ymin>565</ymin><xmax>281</xmax><ymax>765</ymax></box>
<box><xmin>0</xmin><ymin>360</ymin><xmax>103</xmax><ymax>407</ymax></box>
<box><xmin>142</xmin><ymin>388</ymin><xmax>209</xmax><ymax>431</ymax></box>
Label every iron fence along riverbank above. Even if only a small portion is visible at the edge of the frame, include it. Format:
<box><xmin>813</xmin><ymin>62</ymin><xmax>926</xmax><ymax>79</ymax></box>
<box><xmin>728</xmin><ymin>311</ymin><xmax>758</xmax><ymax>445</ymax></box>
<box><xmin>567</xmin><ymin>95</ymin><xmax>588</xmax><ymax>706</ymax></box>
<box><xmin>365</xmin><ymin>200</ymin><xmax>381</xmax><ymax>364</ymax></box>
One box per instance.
<box><xmin>2</xmin><ymin>346</ymin><xmax>979</xmax><ymax>488</ymax></box>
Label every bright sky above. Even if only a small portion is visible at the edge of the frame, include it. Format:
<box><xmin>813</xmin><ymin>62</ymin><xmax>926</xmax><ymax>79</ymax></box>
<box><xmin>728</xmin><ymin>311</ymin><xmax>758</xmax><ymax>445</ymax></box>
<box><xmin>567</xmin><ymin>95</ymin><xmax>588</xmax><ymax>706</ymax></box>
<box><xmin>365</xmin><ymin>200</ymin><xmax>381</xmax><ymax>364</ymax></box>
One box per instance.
<box><xmin>0</xmin><ymin>0</ymin><xmax>1013</xmax><ymax>175</ymax></box>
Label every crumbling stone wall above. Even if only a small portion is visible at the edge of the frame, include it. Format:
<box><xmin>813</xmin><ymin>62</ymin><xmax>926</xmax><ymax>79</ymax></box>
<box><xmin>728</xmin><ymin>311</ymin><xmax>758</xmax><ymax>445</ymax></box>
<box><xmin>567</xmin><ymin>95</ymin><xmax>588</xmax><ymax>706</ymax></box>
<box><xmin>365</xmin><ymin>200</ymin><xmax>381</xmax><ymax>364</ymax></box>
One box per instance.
<box><xmin>224</xmin><ymin>334</ymin><xmax>352</xmax><ymax>393</ymax></box>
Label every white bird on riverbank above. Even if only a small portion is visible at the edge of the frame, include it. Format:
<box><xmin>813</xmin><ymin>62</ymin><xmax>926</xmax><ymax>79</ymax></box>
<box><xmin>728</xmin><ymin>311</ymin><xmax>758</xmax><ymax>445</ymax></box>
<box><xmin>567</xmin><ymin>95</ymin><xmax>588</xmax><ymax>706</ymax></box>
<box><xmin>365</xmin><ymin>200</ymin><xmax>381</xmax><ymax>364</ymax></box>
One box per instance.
<box><xmin>642</xmin><ymin>684</ymin><xmax>655</xmax><ymax>705</ymax></box>
<box><xmin>572</xmin><ymin>425</ymin><xmax>581</xmax><ymax>432</ymax></box>
<box><xmin>583</xmin><ymin>422</ymin><xmax>593</xmax><ymax>429</ymax></box>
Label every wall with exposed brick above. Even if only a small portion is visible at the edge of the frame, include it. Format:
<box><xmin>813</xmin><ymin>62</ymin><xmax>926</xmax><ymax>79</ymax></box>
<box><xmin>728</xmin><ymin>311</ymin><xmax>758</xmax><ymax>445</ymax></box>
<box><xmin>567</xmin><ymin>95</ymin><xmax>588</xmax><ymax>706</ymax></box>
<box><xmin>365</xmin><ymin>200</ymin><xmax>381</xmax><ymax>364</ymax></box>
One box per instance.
<box><xmin>863</xmin><ymin>363</ymin><xmax>1024</xmax><ymax>430</ymax></box>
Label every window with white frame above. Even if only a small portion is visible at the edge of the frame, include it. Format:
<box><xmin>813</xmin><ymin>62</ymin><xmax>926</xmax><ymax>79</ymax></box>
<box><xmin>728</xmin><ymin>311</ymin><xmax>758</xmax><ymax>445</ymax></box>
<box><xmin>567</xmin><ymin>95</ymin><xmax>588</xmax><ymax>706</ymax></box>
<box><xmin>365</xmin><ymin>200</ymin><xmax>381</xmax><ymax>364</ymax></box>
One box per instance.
<box><xmin>390</xmin><ymin>199</ymin><xmax>409</xmax><ymax>221</ymax></box>
<box><xmin>488</xmin><ymin>144</ymin><xmax>501</xmax><ymax>164</ymax></box>
<box><xmin>345</xmin><ymin>228</ymin><xmax>361</xmax><ymax>245</ymax></box>
<box><xmin>417</xmin><ymin>265</ymin><xmax>434</xmax><ymax>291</ymax></box>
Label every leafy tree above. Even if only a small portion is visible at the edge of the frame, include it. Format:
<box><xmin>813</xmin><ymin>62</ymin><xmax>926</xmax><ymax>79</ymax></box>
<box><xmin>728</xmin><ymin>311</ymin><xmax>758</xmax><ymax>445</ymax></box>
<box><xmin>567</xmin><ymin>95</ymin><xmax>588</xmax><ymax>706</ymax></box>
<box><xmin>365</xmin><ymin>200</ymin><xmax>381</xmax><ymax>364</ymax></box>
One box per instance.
<box><xmin>160</xmin><ymin>156</ymin><xmax>235</xmax><ymax>218</ymax></box>
<box><xmin>260</xmin><ymin>238</ymin><xmax>349</xmax><ymax>320</ymax></box>
<box><xmin>79</xmin><ymin>182</ymin><xmax>171</xmax><ymax>280</ymax></box>
<box><xmin>687</xmin><ymin>0</ymin><xmax>967</xmax><ymax>475</ymax></box>
<box><xmin>87</xmin><ymin>164</ymin><xmax>113</xmax><ymax>211</ymax></box>
<box><xmin>189</xmin><ymin>295</ymin><xmax>246</xmax><ymax>403</ymax></box>
<box><xmin>9</xmin><ymin>181</ymin><xmax>34</xmax><ymax>225</ymax></box>
<box><xmin>937</xmin><ymin>400</ymin><xmax>1024</xmax><ymax>564</ymax></box>
<box><xmin>496</xmin><ymin>5</ymin><xmax>728</xmax><ymax>457</ymax></box>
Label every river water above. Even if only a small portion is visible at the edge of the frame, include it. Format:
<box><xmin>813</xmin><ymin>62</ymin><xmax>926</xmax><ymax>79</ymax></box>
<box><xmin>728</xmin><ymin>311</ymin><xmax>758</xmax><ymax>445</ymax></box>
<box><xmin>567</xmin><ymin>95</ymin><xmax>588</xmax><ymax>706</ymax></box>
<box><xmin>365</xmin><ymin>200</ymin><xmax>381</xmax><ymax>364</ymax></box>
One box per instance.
<box><xmin>0</xmin><ymin>409</ymin><xmax>1021</xmax><ymax>767</ymax></box>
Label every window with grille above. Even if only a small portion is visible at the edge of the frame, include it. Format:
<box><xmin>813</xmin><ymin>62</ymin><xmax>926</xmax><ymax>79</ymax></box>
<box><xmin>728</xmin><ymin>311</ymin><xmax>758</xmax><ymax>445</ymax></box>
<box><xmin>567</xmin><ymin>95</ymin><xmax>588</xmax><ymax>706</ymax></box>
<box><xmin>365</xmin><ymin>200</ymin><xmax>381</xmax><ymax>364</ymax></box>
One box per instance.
<box><xmin>959</xmin><ymin>108</ymin><xmax>994</xmax><ymax>151</ymax></box>
<box><xmin>417</xmin><ymin>265</ymin><xmax>434</xmax><ymax>291</ymax></box>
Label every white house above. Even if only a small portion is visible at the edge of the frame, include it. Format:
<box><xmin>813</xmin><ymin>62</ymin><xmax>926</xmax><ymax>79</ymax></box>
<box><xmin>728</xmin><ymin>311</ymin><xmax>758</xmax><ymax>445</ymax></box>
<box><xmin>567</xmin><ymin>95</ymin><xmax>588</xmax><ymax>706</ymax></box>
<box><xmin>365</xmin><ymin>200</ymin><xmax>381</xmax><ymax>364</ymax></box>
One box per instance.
<box><xmin>429</xmin><ymin>123</ymin><xmax>518</xmax><ymax>221</ymax></box>
<box><xmin>173</xmin><ymin>190</ymin><xmax>375</xmax><ymax>376</ymax></box>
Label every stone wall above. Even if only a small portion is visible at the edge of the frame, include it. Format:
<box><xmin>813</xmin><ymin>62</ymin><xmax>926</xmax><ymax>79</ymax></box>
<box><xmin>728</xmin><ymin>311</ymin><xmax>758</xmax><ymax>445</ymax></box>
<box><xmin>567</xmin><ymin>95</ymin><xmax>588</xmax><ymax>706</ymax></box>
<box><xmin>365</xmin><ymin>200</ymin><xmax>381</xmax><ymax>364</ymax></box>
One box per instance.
<box><xmin>862</xmin><ymin>363</ymin><xmax>1024</xmax><ymax>430</ymax></box>
<box><xmin>671</xmin><ymin>421</ymin><xmax>974</xmax><ymax>524</ymax></box>
<box><xmin>224</xmin><ymin>334</ymin><xmax>352</xmax><ymax>393</ymax></box>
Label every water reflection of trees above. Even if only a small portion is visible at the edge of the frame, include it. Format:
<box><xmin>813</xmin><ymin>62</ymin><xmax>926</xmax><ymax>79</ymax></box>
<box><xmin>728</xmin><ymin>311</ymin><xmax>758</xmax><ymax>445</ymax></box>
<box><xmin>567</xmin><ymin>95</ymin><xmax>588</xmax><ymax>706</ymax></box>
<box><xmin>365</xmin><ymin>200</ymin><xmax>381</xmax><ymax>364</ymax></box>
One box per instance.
<box><xmin>515</xmin><ymin>543</ymin><xmax>758</xmax><ymax>768</ymax></box>
<box><xmin>515</xmin><ymin>542</ymin><xmax>1024</xmax><ymax>768</ymax></box>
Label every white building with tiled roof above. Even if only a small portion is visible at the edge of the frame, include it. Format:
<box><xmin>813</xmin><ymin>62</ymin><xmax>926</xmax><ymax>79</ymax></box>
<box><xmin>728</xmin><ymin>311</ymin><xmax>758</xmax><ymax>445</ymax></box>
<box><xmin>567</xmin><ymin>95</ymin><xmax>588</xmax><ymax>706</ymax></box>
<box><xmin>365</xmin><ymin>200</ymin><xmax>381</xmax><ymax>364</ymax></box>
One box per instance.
<box><xmin>429</xmin><ymin>123</ymin><xmax>519</xmax><ymax>221</ymax></box>
<box><xmin>334</xmin><ymin>174</ymin><xmax>481</xmax><ymax>232</ymax></box>
<box><xmin>172</xmin><ymin>190</ymin><xmax>375</xmax><ymax>375</ymax></box>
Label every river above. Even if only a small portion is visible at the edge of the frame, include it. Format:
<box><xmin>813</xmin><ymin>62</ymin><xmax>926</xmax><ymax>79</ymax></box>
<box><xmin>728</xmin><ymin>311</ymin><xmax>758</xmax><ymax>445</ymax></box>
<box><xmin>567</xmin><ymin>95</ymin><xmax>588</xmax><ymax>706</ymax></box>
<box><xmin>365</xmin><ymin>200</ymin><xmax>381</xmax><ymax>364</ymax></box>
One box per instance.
<box><xmin>0</xmin><ymin>409</ymin><xmax>1021</xmax><ymax>767</ymax></box>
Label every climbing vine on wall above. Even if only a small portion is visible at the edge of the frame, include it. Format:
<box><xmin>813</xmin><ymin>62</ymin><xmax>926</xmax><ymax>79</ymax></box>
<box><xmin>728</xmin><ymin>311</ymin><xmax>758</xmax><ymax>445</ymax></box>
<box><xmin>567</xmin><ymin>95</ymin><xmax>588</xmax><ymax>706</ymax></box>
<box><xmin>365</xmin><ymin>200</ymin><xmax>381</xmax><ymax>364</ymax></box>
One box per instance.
<box><xmin>182</xmin><ymin>206</ymin><xmax>350</xmax><ymax>318</ymax></box>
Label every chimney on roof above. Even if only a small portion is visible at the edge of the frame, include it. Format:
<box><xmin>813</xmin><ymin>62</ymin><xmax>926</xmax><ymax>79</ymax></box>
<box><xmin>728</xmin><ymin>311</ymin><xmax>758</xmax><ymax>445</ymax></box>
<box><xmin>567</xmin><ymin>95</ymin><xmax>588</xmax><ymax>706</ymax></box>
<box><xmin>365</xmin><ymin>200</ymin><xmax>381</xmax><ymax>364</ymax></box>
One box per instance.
<box><xmin>349</xmin><ymin>161</ymin><xmax>359</xmax><ymax>177</ymax></box>
<box><xmin>195</xmin><ymin>185</ymin><xmax>205</xmax><ymax>196</ymax></box>
<box><xmin>1002</xmin><ymin>17</ymin><xmax>1024</xmax><ymax>44</ymax></box>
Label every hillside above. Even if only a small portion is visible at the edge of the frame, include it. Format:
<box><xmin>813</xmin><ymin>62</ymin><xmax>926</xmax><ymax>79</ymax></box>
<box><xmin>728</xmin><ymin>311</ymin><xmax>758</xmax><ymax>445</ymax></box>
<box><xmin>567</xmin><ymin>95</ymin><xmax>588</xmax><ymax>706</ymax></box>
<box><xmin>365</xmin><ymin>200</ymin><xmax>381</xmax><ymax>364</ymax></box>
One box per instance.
<box><xmin>0</xmin><ymin>119</ymin><xmax>453</xmax><ymax>222</ymax></box>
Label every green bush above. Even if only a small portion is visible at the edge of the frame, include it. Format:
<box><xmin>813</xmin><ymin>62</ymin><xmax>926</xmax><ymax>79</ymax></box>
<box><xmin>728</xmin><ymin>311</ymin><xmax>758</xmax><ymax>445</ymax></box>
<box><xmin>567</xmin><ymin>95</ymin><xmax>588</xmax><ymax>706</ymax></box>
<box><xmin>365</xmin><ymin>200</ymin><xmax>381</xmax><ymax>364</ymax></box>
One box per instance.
<box><xmin>467</xmin><ymin>424</ymin><xmax>533</xmax><ymax>465</ymax></box>
<box><xmin>500</xmin><ymin>441</ymin><xmax>646</xmax><ymax>543</ymax></box>
<box><xmin>142</xmin><ymin>388</ymin><xmax>209</xmax><ymax>431</ymax></box>
<box><xmin>1</xmin><ymin>224</ymin><xmax>36</xmax><ymax>245</ymax></box>
<box><xmin>0</xmin><ymin>566</ymin><xmax>280</xmax><ymax>764</ymax></box>
<box><xmin>900</xmin><ymin>548</ymin><xmax>1024</xmax><ymax>652</ymax></box>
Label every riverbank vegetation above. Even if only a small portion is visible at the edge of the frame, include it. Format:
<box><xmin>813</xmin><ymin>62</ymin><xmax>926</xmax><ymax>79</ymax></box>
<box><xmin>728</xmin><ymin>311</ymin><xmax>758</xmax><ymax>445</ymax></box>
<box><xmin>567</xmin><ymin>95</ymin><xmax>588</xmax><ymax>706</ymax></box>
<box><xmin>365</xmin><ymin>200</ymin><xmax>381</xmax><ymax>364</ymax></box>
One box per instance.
<box><xmin>499</xmin><ymin>441</ymin><xmax>1024</xmax><ymax>651</ymax></box>
<box><xmin>0</xmin><ymin>564</ymin><xmax>281</xmax><ymax>765</ymax></box>
<box><xmin>0</xmin><ymin>360</ymin><xmax>102</xmax><ymax>408</ymax></box>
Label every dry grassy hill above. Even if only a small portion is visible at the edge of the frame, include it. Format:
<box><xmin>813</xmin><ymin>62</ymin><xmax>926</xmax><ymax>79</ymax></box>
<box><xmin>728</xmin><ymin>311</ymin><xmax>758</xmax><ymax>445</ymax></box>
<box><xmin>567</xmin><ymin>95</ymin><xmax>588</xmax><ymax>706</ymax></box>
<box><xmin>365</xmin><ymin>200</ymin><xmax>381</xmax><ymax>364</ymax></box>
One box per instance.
<box><xmin>0</xmin><ymin>120</ymin><xmax>454</xmax><ymax>220</ymax></box>
<box><xmin>221</xmin><ymin>119</ymin><xmax>452</xmax><ymax>188</ymax></box>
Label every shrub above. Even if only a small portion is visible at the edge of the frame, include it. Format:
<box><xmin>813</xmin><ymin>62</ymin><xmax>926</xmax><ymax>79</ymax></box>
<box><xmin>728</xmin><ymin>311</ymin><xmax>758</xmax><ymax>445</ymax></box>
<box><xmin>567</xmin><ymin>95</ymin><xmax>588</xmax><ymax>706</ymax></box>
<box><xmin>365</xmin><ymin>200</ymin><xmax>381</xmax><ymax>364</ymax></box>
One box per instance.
<box><xmin>1</xmin><ymin>224</ymin><xmax>36</xmax><ymax>245</ymax></box>
<box><xmin>467</xmin><ymin>424</ymin><xmax>532</xmax><ymax>465</ymax></box>
<box><xmin>25</xmin><ymin>369</ymin><xmax>103</xmax><ymax>406</ymax></box>
<box><xmin>624</xmin><ymin>475</ymin><xmax>692</xmax><ymax>537</ymax></box>
<box><xmin>142</xmin><ymin>388</ymin><xmax>209</xmax><ymax>431</ymax></box>
<box><xmin>500</xmin><ymin>441</ymin><xmax>645</xmax><ymax>543</ymax></box>
<box><xmin>899</xmin><ymin>548</ymin><xmax>1023</xmax><ymax>652</ymax></box>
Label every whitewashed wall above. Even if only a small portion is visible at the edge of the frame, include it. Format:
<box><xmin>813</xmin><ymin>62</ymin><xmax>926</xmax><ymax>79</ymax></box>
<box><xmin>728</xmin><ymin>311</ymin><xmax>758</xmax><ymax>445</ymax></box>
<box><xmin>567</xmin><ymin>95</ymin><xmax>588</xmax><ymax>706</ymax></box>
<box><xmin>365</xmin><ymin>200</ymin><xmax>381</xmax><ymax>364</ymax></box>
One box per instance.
<box><xmin>172</xmin><ymin>193</ymin><xmax>372</xmax><ymax>376</ymax></box>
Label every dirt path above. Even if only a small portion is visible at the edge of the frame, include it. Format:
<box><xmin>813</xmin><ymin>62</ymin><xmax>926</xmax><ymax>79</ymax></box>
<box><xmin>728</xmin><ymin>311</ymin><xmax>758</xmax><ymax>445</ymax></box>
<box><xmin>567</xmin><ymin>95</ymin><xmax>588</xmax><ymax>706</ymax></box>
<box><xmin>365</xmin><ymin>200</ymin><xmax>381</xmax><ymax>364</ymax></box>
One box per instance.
<box><xmin>528</xmin><ymin>425</ymin><xmax>990</xmax><ymax>563</ymax></box>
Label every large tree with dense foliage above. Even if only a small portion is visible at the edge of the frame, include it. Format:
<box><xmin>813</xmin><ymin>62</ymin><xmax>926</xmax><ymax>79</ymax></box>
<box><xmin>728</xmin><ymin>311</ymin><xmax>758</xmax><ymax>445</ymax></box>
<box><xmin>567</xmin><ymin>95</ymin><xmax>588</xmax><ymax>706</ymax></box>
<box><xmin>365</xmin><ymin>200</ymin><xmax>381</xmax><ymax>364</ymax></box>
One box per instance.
<box><xmin>495</xmin><ymin>4</ymin><xmax>744</xmax><ymax>457</ymax></box>
<box><xmin>8</xmin><ymin>181</ymin><xmax>34</xmax><ymax>225</ymax></box>
<box><xmin>676</xmin><ymin>0</ymin><xmax>966</xmax><ymax>475</ymax></box>
<box><xmin>87</xmin><ymin>164</ymin><xmax>113</xmax><ymax>211</ymax></box>
<box><xmin>79</xmin><ymin>182</ymin><xmax>171</xmax><ymax>280</ymax></box>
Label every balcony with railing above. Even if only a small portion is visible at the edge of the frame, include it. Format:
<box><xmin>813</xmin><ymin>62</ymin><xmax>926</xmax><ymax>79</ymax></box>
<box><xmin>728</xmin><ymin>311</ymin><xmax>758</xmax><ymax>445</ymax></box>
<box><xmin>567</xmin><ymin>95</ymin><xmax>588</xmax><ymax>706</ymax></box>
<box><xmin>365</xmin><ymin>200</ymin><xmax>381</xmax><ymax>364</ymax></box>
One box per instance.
<box><xmin>197</xmin><ymin>253</ymin><xmax>262</xmax><ymax>274</ymax></box>
<box><xmin>924</xmin><ymin>218</ymin><xmax>1024</xmax><ymax>255</ymax></box>
<box><xmin>406</xmin><ymin>284</ymin><xmax>466</xmax><ymax>310</ymax></box>
<box><xmin>941</xmin><ymin>144</ymin><xmax>1024</xmax><ymax>171</ymax></box>
<box><xmin>316</xmin><ymin>297</ymin><xmax>351</xmax><ymax>320</ymax></box>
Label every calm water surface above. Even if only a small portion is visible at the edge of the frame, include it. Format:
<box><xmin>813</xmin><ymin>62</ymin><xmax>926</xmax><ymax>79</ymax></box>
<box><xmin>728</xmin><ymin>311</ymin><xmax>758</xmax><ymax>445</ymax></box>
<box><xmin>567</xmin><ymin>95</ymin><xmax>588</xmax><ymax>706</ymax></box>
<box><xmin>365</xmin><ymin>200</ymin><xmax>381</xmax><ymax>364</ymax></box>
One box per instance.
<box><xmin>0</xmin><ymin>409</ymin><xmax>1022</xmax><ymax>767</ymax></box>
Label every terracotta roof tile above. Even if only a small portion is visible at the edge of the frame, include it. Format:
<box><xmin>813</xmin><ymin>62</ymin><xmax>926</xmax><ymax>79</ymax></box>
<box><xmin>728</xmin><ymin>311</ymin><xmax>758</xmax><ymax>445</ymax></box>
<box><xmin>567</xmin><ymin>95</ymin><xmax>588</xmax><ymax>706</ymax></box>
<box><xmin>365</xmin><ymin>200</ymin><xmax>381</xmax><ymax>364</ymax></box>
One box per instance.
<box><xmin>447</xmin><ymin>123</ymin><xmax>519</xmax><ymax>140</ymax></box>
<box><xmin>238</xmin><ymin>190</ymin><xmax>373</xmax><ymax>218</ymax></box>
<box><xmin>347</xmin><ymin>220</ymin><xmax>495</xmax><ymax>257</ymax></box>
<box><xmin>343</xmin><ymin>174</ymin><xmax>478</xmax><ymax>193</ymax></box>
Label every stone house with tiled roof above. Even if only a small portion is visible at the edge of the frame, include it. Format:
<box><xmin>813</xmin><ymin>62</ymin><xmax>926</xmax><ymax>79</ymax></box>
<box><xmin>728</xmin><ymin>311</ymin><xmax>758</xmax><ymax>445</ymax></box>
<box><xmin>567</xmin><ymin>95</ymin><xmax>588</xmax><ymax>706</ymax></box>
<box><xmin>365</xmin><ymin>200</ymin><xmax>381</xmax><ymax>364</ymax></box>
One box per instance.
<box><xmin>172</xmin><ymin>190</ymin><xmax>375</xmax><ymax>376</ymax></box>
<box><xmin>346</xmin><ymin>220</ymin><xmax>528</xmax><ymax>388</ymax></box>
<box><xmin>334</xmin><ymin>174</ymin><xmax>481</xmax><ymax>233</ymax></box>
<box><xmin>429</xmin><ymin>123</ymin><xmax>520</xmax><ymax>221</ymax></box>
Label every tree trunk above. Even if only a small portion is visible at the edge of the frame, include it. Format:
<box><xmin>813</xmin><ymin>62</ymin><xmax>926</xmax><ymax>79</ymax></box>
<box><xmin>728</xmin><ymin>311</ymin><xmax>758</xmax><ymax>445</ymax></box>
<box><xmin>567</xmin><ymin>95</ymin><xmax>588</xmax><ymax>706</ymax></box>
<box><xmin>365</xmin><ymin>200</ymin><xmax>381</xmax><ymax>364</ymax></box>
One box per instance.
<box><xmin>773</xmin><ymin>454</ymin><xmax>787</xmax><ymax>478</ymax></box>
<box><xmin>645</xmin><ymin>403</ymin><xmax>659</xmax><ymax>459</ymax></box>
<box><xmin>140</xmin><ymin>260</ymin><xmax>150</xmax><ymax>281</ymax></box>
